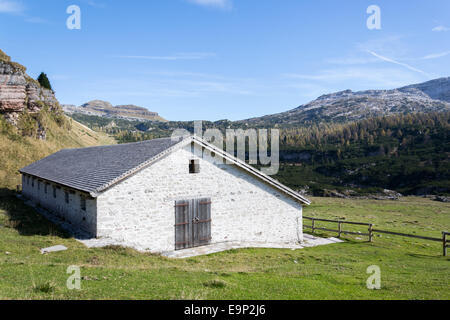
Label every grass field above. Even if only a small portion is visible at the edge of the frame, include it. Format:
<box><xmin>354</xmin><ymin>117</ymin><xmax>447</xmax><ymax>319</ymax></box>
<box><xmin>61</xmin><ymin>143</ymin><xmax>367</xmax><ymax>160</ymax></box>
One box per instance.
<box><xmin>0</xmin><ymin>191</ymin><xmax>448</xmax><ymax>300</ymax></box>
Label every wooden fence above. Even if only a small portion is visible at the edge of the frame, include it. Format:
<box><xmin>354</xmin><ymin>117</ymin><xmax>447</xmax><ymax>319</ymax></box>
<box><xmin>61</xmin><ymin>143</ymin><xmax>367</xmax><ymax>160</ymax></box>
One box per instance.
<box><xmin>303</xmin><ymin>216</ymin><xmax>449</xmax><ymax>257</ymax></box>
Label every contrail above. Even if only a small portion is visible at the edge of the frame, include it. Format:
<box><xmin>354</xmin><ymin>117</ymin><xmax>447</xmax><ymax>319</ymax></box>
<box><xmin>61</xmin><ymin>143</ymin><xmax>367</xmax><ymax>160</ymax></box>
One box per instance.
<box><xmin>367</xmin><ymin>50</ymin><xmax>432</xmax><ymax>77</ymax></box>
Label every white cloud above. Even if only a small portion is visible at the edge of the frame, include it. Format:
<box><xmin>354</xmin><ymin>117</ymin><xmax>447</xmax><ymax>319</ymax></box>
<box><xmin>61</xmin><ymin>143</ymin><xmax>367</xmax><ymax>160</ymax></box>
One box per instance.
<box><xmin>141</xmin><ymin>70</ymin><xmax>226</xmax><ymax>80</ymax></box>
<box><xmin>326</xmin><ymin>56</ymin><xmax>378</xmax><ymax>65</ymax></box>
<box><xmin>422</xmin><ymin>51</ymin><xmax>450</xmax><ymax>60</ymax></box>
<box><xmin>25</xmin><ymin>17</ymin><xmax>49</xmax><ymax>24</ymax></box>
<box><xmin>86</xmin><ymin>74</ymin><xmax>257</xmax><ymax>99</ymax></box>
<box><xmin>186</xmin><ymin>0</ymin><xmax>232</xmax><ymax>9</ymax></box>
<box><xmin>283</xmin><ymin>67</ymin><xmax>423</xmax><ymax>89</ymax></box>
<box><xmin>87</xmin><ymin>1</ymin><xmax>106</xmax><ymax>8</ymax></box>
<box><xmin>432</xmin><ymin>26</ymin><xmax>450</xmax><ymax>32</ymax></box>
<box><xmin>114</xmin><ymin>52</ymin><xmax>216</xmax><ymax>61</ymax></box>
<box><xmin>367</xmin><ymin>50</ymin><xmax>432</xmax><ymax>77</ymax></box>
<box><xmin>0</xmin><ymin>0</ymin><xmax>24</xmax><ymax>14</ymax></box>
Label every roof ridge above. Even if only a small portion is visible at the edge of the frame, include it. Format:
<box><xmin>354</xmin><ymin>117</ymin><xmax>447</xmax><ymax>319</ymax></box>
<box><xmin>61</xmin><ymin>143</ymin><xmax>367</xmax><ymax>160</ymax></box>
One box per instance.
<box><xmin>61</xmin><ymin>136</ymin><xmax>184</xmax><ymax>152</ymax></box>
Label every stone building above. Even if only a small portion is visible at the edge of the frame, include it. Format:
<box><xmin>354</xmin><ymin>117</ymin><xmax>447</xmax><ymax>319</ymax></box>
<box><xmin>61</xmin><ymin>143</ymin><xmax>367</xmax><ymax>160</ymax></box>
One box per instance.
<box><xmin>20</xmin><ymin>136</ymin><xmax>310</xmax><ymax>253</ymax></box>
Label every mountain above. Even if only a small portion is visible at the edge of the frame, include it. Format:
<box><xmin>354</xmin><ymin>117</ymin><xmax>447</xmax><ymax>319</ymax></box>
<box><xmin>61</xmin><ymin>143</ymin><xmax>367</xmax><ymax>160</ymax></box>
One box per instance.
<box><xmin>63</xmin><ymin>76</ymin><xmax>450</xmax><ymax>196</ymax></box>
<box><xmin>399</xmin><ymin>77</ymin><xmax>450</xmax><ymax>103</ymax></box>
<box><xmin>63</xmin><ymin>100</ymin><xmax>166</xmax><ymax>122</ymax></box>
<box><xmin>0</xmin><ymin>49</ymin><xmax>116</xmax><ymax>189</ymax></box>
<box><xmin>239</xmin><ymin>77</ymin><xmax>450</xmax><ymax>126</ymax></box>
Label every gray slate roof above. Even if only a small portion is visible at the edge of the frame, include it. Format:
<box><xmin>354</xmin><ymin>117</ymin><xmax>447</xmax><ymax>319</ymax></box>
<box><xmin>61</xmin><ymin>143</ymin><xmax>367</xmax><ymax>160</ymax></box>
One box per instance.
<box><xmin>19</xmin><ymin>137</ymin><xmax>184</xmax><ymax>195</ymax></box>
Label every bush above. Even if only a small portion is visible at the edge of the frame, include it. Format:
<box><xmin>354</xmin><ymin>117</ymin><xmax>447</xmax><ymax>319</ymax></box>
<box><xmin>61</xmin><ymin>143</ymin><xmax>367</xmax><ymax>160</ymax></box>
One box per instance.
<box><xmin>203</xmin><ymin>279</ymin><xmax>227</xmax><ymax>289</ymax></box>
<box><xmin>33</xmin><ymin>281</ymin><xmax>55</xmax><ymax>293</ymax></box>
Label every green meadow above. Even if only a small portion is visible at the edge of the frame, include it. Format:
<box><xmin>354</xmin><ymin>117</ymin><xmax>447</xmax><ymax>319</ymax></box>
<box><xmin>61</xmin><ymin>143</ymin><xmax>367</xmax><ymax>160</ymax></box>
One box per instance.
<box><xmin>0</xmin><ymin>191</ymin><xmax>448</xmax><ymax>300</ymax></box>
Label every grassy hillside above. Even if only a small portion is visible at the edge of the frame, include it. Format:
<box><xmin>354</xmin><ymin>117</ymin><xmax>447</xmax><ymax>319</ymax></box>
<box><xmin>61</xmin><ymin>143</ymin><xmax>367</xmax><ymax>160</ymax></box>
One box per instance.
<box><xmin>0</xmin><ymin>112</ymin><xmax>116</xmax><ymax>189</ymax></box>
<box><xmin>0</xmin><ymin>195</ymin><xmax>447</xmax><ymax>299</ymax></box>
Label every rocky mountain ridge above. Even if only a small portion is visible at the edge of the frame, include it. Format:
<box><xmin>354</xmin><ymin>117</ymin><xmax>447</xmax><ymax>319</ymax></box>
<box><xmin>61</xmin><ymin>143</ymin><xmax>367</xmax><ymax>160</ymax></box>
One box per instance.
<box><xmin>63</xmin><ymin>100</ymin><xmax>166</xmax><ymax>122</ymax></box>
<box><xmin>240</xmin><ymin>77</ymin><xmax>450</xmax><ymax>126</ymax></box>
<box><xmin>400</xmin><ymin>77</ymin><xmax>450</xmax><ymax>102</ymax></box>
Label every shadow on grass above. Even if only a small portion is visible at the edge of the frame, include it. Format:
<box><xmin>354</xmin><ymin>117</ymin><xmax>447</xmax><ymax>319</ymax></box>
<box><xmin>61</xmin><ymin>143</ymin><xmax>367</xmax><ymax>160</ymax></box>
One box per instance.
<box><xmin>0</xmin><ymin>188</ymin><xmax>70</xmax><ymax>238</ymax></box>
<box><xmin>406</xmin><ymin>252</ymin><xmax>444</xmax><ymax>259</ymax></box>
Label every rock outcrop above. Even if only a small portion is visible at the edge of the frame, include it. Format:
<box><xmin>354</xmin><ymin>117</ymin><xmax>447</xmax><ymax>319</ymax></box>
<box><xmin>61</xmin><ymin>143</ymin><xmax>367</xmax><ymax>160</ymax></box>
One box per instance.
<box><xmin>63</xmin><ymin>100</ymin><xmax>165</xmax><ymax>122</ymax></box>
<box><xmin>400</xmin><ymin>77</ymin><xmax>450</xmax><ymax>103</ymax></box>
<box><xmin>0</xmin><ymin>50</ymin><xmax>59</xmax><ymax>126</ymax></box>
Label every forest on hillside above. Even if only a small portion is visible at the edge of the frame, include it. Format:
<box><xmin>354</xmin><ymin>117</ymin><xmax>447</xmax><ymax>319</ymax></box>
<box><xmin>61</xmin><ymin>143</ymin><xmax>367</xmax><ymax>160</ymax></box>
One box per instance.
<box><xmin>68</xmin><ymin>112</ymin><xmax>450</xmax><ymax>196</ymax></box>
<box><xmin>276</xmin><ymin>112</ymin><xmax>449</xmax><ymax>196</ymax></box>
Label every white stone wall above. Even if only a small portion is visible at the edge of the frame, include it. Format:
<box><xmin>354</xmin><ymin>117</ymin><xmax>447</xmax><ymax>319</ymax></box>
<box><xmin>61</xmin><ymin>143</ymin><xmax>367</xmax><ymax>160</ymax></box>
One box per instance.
<box><xmin>96</xmin><ymin>144</ymin><xmax>303</xmax><ymax>253</ymax></box>
<box><xmin>21</xmin><ymin>175</ymin><xmax>97</xmax><ymax>236</ymax></box>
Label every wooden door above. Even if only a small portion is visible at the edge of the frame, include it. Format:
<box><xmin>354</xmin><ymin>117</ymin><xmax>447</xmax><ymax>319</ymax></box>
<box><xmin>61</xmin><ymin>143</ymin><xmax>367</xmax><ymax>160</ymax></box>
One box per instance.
<box><xmin>175</xmin><ymin>198</ymin><xmax>211</xmax><ymax>250</ymax></box>
<box><xmin>174</xmin><ymin>199</ymin><xmax>191</xmax><ymax>250</ymax></box>
<box><xmin>193</xmin><ymin>198</ymin><xmax>212</xmax><ymax>247</ymax></box>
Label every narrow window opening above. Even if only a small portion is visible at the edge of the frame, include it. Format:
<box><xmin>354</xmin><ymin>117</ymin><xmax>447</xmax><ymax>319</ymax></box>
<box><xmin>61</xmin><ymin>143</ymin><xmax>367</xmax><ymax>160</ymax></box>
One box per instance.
<box><xmin>189</xmin><ymin>159</ymin><xmax>200</xmax><ymax>174</ymax></box>
<box><xmin>65</xmin><ymin>191</ymin><xmax>69</xmax><ymax>204</ymax></box>
<box><xmin>53</xmin><ymin>186</ymin><xmax>57</xmax><ymax>198</ymax></box>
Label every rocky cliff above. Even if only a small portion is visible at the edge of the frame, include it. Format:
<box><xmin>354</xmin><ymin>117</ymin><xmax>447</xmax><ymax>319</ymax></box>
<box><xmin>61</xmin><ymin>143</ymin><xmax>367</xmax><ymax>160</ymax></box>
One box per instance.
<box><xmin>0</xmin><ymin>50</ymin><xmax>59</xmax><ymax>127</ymax></box>
<box><xmin>63</xmin><ymin>100</ymin><xmax>166</xmax><ymax>122</ymax></box>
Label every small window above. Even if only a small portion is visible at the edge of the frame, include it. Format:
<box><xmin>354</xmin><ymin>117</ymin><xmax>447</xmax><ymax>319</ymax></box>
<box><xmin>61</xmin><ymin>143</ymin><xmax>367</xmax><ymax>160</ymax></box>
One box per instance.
<box><xmin>53</xmin><ymin>186</ymin><xmax>57</xmax><ymax>198</ymax></box>
<box><xmin>37</xmin><ymin>181</ymin><xmax>40</xmax><ymax>191</ymax></box>
<box><xmin>31</xmin><ymin>178</ymin><xmax>34</xmax><ymax>187</ymax></box>
<box><xmin>44</xmin><ymin>183</ymin><xmax>48</xmax><ymax>194</ymax></box>
<box><xmin>65</xmin><ymin>191</ymin><xmax>69</xmax><ymax>204</ymax></box>
<box><xmin>80</xmin><ymin>195</ymin><xmax>86</xmax><ymax>211</ymax></box>
<box><xmin>27</xmin><ymin>176</ymin><xmax>30</xmax><ymax>185</ymax></box>
<box><xmin>189</xmin><ymin>159</ymin><xmax>200</xmax><ymax>174</ymax></box>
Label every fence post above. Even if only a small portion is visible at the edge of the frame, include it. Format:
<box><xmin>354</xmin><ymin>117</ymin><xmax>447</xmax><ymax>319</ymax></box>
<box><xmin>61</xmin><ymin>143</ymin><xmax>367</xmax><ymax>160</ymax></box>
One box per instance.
<box><xmin>338</xmin><ymin>221</ymin><xmax>342</xmax><ymax>238</ymax></box>
<box><xmin>369</xmin><ymin>224</ymin><xmax>373</xmax><ymax>242</ymax></box>
<box><xmin>443</xmin><ymin>232</ymin><xmax>447</xmax><ymax>257</ymax></box>
<box><xmin>312</xmin><ymin>218</ymin><xmax>315</xmax><ymax>234</ymax></box>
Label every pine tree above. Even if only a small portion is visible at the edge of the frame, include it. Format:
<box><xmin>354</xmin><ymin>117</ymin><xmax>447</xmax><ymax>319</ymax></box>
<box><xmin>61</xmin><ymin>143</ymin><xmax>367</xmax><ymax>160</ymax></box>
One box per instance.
<box><xmin>37</xmin><ymin>72</ymin><xmax>53</xmax><ymax>91</ymax></box>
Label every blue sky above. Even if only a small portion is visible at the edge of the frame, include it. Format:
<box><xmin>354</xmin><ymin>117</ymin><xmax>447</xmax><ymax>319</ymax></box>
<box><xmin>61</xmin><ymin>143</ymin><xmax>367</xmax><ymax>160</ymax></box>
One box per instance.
<box><xmin>1</xmin><ymin>0</ymin><xmax>449</xmax><ymax>121</ymax></box>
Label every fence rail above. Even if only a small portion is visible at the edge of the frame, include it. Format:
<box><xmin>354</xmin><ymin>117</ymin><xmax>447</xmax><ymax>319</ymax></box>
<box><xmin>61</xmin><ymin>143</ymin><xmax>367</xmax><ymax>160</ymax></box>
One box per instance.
<box><xmin>304</xmin><ymin>216</ymin><xmax>374</xmax><ymax>242</ymax></box>
<box><xmin>303</xmin><ymin>216</ymin><xmax>448</xmax><ymax>256</ymax></box>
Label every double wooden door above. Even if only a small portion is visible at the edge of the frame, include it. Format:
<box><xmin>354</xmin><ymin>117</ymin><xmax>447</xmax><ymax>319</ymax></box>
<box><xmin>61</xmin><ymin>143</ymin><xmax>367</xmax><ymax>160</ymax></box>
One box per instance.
<box><xmin>175</xmin><ymin>198</ymin><xmax>212</xmax><ymax>250</ymax></box>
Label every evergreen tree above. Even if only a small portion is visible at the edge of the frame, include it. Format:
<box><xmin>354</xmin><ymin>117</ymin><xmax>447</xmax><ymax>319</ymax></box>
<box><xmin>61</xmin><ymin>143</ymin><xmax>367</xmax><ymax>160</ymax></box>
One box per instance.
<box><xmin>37</xmin><ymin>72</ymin><xmax>53</xmax><ymax>91</ymax></box>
